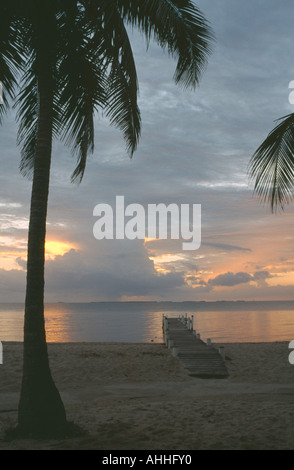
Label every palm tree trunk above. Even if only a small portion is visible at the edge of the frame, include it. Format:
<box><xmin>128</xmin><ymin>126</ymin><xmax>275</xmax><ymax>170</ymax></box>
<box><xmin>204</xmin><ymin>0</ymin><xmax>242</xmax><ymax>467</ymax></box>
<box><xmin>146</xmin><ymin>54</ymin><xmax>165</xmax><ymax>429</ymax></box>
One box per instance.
<box><xmin>17</xmin><ymin>66</ymin><xmax>67</xmax><ymax>436</ymax></box>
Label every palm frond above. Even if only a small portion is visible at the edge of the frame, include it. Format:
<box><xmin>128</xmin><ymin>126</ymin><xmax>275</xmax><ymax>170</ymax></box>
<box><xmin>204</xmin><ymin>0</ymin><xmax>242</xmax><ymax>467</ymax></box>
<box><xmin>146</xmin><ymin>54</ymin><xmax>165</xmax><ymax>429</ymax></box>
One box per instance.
<box><xmin>118</xmin><ymin>0</ymin><xmax>214</xmax><ymax>89</ymax></box>
<box><xmin>58</xmin><ymin>24</ymin><xmax>108</xmax><ymax>182</ymax></box>
<box><xmin>248</xmin><ymin>113</ymin><xmax>294</xmax><ymax>212</ymax></box>
<box><xmin>0</xmin><ymin>10</ymin><xmax>25</xmax><ymax>122</ymax></box>
<box><xmin>106</xmin><ymin>61</ymin><xmax>141</xmax><ymax>156</ymax></box>
<box><xmin>15</xmin><ymin>66</ymin><xmax>39</xmax><ymax>178</ymax></box>
<box><xmin>8</xmin><ymin>0</ymin><xmax>213</xmax><ymax>185</ymax></box>
<box><xmin>15</xmin><ymin>52</ymin><xmax>62</xmax><ymax>179</ymax></box>
<box><xmin>83</xmin><ymin>0</ymin><xmax>141</xmax><ymax>157</ymax></box>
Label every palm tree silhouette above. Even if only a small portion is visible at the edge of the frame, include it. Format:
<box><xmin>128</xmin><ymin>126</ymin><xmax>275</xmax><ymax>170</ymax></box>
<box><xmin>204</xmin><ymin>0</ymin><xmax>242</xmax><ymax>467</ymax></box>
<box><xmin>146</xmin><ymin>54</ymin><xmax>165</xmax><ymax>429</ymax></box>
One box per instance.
<box><xmin>1</xmin><ymin>0</ymin><xmax>213</xmax><ymax>436</ymax></box>
<box><xmin>249</xmin><ymin>112</ymin><xmax>294</xmax><ymax>212</ymax></box>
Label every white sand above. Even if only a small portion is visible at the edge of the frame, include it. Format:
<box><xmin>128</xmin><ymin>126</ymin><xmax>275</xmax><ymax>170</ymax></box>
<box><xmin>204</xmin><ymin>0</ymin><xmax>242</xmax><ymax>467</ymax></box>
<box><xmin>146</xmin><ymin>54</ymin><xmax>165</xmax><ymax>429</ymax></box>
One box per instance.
<box><xmin>0</xmin><ymin>341</ymin><xmax>294</xmax><ymax>450</ymax></box>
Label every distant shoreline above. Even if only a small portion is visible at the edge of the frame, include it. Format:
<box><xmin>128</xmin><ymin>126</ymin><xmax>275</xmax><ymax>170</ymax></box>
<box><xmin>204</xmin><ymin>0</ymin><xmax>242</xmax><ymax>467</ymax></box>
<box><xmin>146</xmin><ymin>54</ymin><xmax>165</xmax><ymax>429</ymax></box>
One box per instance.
<box><xmin>2</xmin><ymin>300</ymin><xmax>294</xmax><ymax>311</ymax></box>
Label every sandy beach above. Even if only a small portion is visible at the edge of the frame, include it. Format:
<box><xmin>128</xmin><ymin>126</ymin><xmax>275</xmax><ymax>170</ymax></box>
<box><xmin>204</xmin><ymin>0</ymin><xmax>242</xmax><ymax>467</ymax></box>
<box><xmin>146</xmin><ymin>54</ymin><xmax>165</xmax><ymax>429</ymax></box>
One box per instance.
<box><xmin>0</xmin><ymin>341</ymin><xmax>294</xmax><ymax>450</ymax></box>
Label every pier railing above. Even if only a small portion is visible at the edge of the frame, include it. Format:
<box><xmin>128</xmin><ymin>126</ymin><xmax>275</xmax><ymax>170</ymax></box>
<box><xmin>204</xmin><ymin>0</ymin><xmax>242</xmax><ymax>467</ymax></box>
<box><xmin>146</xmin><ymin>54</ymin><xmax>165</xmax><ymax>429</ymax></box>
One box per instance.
<box><xmin>162</xmin><ymin>314</ymin><xmax>228</xmax><ymax>378</ymax></box>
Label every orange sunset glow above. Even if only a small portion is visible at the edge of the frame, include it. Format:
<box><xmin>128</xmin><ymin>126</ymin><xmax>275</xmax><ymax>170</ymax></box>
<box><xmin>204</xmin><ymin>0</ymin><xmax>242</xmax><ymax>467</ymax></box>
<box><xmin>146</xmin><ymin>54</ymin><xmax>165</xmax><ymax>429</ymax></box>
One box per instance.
<box><xmin>0</xmin><ymin>237</ymin><xmax>77</xmax><ymax>271</ymax></box>
<box><xmin>45</xmin><ymin>240</ymin><xmax>78</xmax><ymax>260</ymax></box>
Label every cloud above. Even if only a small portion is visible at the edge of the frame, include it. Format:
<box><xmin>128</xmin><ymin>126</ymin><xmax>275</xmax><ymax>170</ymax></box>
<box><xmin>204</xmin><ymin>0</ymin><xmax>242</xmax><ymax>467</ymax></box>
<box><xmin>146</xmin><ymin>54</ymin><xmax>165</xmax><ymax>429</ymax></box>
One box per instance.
<box><xmin>208</xmin><ymin>271</ymin><xmax>253</xmax><ymax>287</ymax></box>
<box><xmin>43</xmin><ymin>243</ymin><xmax>186</xmax><ymax>301</ymax></box>
<box><xmin>0</xmin><ymin>268</ymin><xmax>26</xmax><ymax>301</ymax></box>
<box><xmin>16</xmin><ymin>257</ymin><xmax>27</xmax><ymax>270</ymax></box>
<box><xmin>253</xmin><ymin>270</ymin><xmax>272</xmax><ymax>281</ymax></box>
<box><xmin>207</xmin><ymin>270</ymin><xmax>272</xmax><ymax>288</ymax></box>
<box><xmin>202</xmin><ymin>242</ymin><xmax>251</xmax><ymax>252</ymax></box>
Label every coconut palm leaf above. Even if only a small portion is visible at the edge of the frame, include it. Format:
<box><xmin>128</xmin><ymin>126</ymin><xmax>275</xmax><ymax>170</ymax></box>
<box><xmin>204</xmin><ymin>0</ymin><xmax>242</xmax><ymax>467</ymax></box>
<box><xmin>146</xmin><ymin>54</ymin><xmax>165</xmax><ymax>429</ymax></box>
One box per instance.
<box><xmin>15</xmin><ymin>65</ymin><xmax>39</xmax><ymax>177</ymax></box>
<box><xmin>82</xmin><ymin>0</ymin><xmax>141</xmax><ymax>160</ymax></box>
<box><xmin>117</xmin><ymin>0</ymin><xmax>214</xmax><ymax>88</ymax></box>
<box><xmin>249</xmin><ymin>113</ymin><xmax>294</xmax><ymax>212</ymax></box>
<box><xmin>0</xmin><ymin>6</ymin><xmax>25</xmax><ymax>122</ymax></box>
<box><xmin>59</xmin><ymin>37</ymin><xmax>108</xmax><ymax>182</ymax></box>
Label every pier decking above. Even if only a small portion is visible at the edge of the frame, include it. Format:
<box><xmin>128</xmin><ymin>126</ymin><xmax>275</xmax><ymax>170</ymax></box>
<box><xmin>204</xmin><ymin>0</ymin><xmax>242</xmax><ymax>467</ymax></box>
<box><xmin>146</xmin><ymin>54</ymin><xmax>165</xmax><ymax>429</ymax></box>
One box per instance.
<box><xmin>163</xmin><ymin>315</ymin><xmax>229</xmax><ymax>379</ymax></box>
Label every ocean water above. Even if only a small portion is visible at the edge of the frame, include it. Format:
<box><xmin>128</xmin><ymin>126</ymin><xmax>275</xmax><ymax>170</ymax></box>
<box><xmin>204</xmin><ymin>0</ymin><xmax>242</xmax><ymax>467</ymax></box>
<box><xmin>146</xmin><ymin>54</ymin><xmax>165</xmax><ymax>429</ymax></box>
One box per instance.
<box><xmin>1</xmin><ymin>301</ymin><xmax>294</xmax><ymax>344</ymax></box>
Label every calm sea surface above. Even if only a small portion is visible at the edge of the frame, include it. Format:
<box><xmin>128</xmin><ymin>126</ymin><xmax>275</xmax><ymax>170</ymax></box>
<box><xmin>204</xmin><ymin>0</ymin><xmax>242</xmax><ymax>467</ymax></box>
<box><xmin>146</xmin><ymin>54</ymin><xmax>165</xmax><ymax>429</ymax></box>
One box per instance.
<box><xmin>1</xmin><ymin>301</ymin><xmax>294</xmax><ymax>343</ymax></box>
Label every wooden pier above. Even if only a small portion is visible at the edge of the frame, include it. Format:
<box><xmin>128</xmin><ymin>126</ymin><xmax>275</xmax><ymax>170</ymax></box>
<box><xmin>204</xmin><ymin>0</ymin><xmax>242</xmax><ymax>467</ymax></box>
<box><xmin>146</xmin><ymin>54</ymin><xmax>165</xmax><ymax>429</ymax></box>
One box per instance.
<box><xmin>163</xmin><ymin>315</ymin><xmax>229</xmax><ymax>379</ymax></box>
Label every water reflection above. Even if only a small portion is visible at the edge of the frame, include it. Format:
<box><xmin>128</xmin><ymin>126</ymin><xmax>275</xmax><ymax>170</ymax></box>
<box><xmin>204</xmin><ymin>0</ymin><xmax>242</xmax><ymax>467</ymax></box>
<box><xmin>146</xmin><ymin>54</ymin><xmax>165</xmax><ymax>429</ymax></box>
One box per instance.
<box><xmin>45</xmin><ymin>304</ymin><xmax>75</xmax><ymax>342</ymax></box>
<box><xmin>180</xmin><ymin>309</ymin><xmax>294</xmax><ymax>343</ymax></box>
<box><xmin>0</xmin><ymin>303</ymin><xmax>24</xmax><ymax>342</ymax></box>
<box><xmin>0</xmin><ymin>303</ymin><xmax>294</xmax><ymax>343</ymax></box>
<box><xmin>141</xmin><ymin>310</ymin><xmax>164</xmax><ymax>343</ymax></box>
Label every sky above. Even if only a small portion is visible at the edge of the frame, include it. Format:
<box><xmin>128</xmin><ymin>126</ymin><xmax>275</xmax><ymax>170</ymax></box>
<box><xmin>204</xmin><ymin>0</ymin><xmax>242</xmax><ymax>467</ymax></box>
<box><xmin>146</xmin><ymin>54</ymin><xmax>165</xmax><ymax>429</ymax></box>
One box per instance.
<box><xmin>1</xmin><ymin>0</ymin><xmax>294</xmax><ymax>303</ymax></box>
